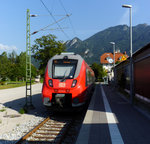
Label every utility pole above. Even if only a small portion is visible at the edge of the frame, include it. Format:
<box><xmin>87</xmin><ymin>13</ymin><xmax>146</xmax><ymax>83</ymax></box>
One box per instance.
<box><xmin>24</xmin><ymin>9</ymin><xmax>34</xmax><ymax>110</ymax></box>
<box><xmin>24</xmin><ymin>9</ymin><xmax>70</xmax><ymax>110</ymax></box>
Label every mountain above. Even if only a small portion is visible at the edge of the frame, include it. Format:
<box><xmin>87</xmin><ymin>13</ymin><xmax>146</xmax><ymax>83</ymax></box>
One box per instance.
<box><xmin>65</xmin><ymin>37</ymin><xmax>82</xmax><ymax>49</ymax></box>
<box><xmin>65</xmin><ymin>24</ymin><xmax>150</xmax><ymax>64</ymax></box>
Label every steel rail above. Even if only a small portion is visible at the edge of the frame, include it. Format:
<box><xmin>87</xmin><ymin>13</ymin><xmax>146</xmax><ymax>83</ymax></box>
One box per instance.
<box><xmin>56</xmin><ymin>119</ymin><xmax>75</xmax><ymax>144</ymax></box>
<box><xmin>15</xmin><ymin>117</ymin><xmax>50</xmax><ymax>144</ymax></box>
<box><xmin>15</xmin><ymin>117</ymin><xmax>75</xmax><ymax>144</ymax></box>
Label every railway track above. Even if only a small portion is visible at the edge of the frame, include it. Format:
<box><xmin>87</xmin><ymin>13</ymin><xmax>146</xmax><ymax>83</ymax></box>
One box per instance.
<box><xmin>15</xmin><ymin>115</ymin><xmax>79</xmax><ymax>144</ymax></box>
<box><xmin>15</xmin><ymin>85</ymin><xmax>95</xmax><ymax>144</ymax></box>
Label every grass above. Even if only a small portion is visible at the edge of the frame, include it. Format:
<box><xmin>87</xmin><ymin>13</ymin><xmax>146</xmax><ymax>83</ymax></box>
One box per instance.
<box><xmin>16</xmin><ymin>124</ymin><xmax>20</xmax><ymax>127</ymax></box>
<box><xmin>0</xmin><ymin>81</ymin><xmax>26</xmax><ymax>89</ymax></box>
<box><xmin>19</xmin><ymin>108</ymin><xmax>26</xmax><ymax>114</ymax></box>
<box><xmin>0</xmin><ymin>108</ymin><xmax>6</xmax><ymax>112</ymax></box>
<box><xmin>0</xmin><ymin>81</ymin><xmax>42</xmax><ymax>89</ymax></box>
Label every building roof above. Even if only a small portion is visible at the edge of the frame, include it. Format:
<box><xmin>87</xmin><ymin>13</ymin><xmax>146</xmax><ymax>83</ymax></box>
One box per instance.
<box><xmin>100</xmin><ymin>52</ymin><xmax>128</xmax><ymax>64</ymax></box>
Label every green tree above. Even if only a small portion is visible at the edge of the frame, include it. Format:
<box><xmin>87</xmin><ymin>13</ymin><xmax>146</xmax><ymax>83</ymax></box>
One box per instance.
<box><xmin>0</xmin><ymin>51</ymin><xmax>37</xmax><ymax>82</ymax></box>
<box><xmin>31</xmin><ymin>34</ymin><xmax>66</xmax><ymax>75</ymax></box>
<box><xmin>31</xmin><ymin>64</ymin><xmax>37</xmax><ymax>78</ymax></box>
<box><xmin>0</xmin><ymin>52</ymin><xmax>11</xmax><ymax>80</ymax></box>
<box><xmin>8</xmin><ymin>50</ymin><xmax>17</xmax><ymax>64</ymax></box>
<box><xmin>16</xmin><ymin>52</ymin><xmax>37</xmax><ymax>80</ymax></box>
<box><xmin>91</xmin><ymin>63</ymin><xmax>107</xmax><ymax>82</ymax></box>
<box><xmin>15</xmin><ymin>52</ymin><xmax>26</xmax><ymax>80</ymax></box>
<box><xmin>8</xmin><ymin>51</ymin><xmax>18</xmax><ymax>80</ymax></box>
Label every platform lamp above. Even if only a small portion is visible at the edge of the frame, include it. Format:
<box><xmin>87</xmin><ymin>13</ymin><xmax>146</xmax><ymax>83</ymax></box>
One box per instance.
<box><xmin>110</xmin><ymin>42</ymin><xmax>116</xmax><ymax>85</ymax></box>
<box><xmin>110</xmin><ymin>42</ymin><xmax>115</xmax><ymax>67</ymax></box>
<box><xmin>122</xmin><ymin>4</ymin><xmax>134</xmax><ymax>104</ymax></box>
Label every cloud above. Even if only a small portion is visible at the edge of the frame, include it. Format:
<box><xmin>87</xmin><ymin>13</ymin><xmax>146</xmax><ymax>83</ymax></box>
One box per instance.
<box><xmin>0</xmin><ymin>43</ymin><xmax>17</xmax><ymax>51</ymax></box>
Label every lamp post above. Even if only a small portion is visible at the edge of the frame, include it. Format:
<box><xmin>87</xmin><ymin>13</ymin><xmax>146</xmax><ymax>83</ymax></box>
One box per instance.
<box><xmin>110</xmin><ymin>42</ymin><xmax>115</xmax><ymax>67</ymax></box>
<box><xmin>122</xmin><ymin>4</ymin><xmax>134</xmax><ymax>104</ymax></box>
<box><xmin>110</xmin><ymin>42</ymin><xmax>116</xmax><ymax>84</ymax></box>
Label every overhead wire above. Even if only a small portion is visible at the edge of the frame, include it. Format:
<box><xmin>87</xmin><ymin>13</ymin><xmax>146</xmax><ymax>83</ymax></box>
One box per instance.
<box><xmin>50</xmin><ymin>0</ymin><xmax>55</xmax><ymax>14</ymax></box>
<box><xmin>58</xmin><ymin>0</ymin><xmax>76</xmax><ymax>35</ymax></box>
<box><xmin>31</xmin><ymin>14</ymin><xmax>68</xmax><ymax>17</ymax></box>
<box><xmin>40</xmin><ymin>27</ymin><xmax>69</xmax><ymax>31</ymax></box>
<box><xmin>40</xmin><ymin>0</ymin><xmax>70</xmax><ymax>39</ymax></box>
<box><xmin>31</xmin><ymin>14</ymin><xmax>71</xmax><ymax>35</ymax></box>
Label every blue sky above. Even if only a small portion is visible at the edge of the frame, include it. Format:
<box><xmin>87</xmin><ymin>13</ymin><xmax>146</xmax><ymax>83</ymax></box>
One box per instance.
<box><xmin>0</xmin><ymin>0</ymin><xmax>150</xmax><ymax>54</ymax></box>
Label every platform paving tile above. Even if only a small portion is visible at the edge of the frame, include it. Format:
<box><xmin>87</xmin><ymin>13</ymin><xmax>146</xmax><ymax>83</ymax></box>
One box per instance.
<box><xmin>76</xmin><ymin>84</ymin><xmax>150</xmax><ymax>144</ymax></box>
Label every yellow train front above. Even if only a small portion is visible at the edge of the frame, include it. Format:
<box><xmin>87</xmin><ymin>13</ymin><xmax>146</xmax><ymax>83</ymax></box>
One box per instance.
<box><xmin>42</xmin><ymin>53</ymin><xmax>95</xmax><ymax>111</ymax></box>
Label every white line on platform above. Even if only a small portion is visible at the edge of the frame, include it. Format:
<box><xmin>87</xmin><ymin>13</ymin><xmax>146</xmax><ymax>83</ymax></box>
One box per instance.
<box><xmin>76</xmin><ymin>87</ymin><xmax>97</xmax><ymax>144</ymax></box>
<box><xmin>100</xmin><ymin>84</ymin><xmax>124</xmax><ymax>144</ymax></box>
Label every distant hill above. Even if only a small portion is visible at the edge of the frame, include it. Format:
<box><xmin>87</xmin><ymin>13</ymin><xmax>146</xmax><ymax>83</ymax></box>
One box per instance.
<box><xmin>31</xmin><ymin>56</ymin><xmax>40</xmax><ymax>69</ymax></box>
<box><xmin>65</xmin><ymin>24</ymin><xmax>150</xmax><ymax>64</ymax></box>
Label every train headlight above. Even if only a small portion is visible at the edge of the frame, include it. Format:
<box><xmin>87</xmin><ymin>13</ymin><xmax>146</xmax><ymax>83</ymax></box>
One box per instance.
<box><xmin>48</xmin><ymin>79</ymin><xmax>53</xmax><ymax>87</ymax></box>
<box><xmin>71</xmin><ymin>80</ymin><xmax>77</xmax><ymax>87</ymax></box>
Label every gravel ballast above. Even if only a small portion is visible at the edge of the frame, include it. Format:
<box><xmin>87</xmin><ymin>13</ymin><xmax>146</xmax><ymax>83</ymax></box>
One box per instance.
<box><xmin>0</xmin><ymin>83</ymin><xmax>47</xmax><ymax>143</ymax></box>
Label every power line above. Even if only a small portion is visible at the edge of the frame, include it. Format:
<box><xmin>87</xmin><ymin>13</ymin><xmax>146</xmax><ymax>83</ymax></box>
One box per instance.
<box><xmin>50</xmin><ymin>0</ymin><xmax>55</xmax><ymax>14</ymax></box>
<box><xmin>40</xmin><ymin>0</ymin><xmax>70</xmax><ymax>39</ymax></box>
<box><xmin>40</xmin><ymin>27</ymin><xmax>69</xmax><ymax>31</ymax></box>
<box><xmin>30</xmin><ymin>14</ymin><xmax>68</xmax><ymax>17</ymax></box>
<box><xmin>58</xmin><ymin>0</ymin><xmax>68</xmax><ymax>15</ymax></box>
<box><xmin>31</xmin><ymin>14</ymin><xmax>71</xmax><ymax>35</ymax></box>
<box><xmin>59</xmin><ymin>0</ymin><xmax>76</xmax><ymax>35</ymax></box>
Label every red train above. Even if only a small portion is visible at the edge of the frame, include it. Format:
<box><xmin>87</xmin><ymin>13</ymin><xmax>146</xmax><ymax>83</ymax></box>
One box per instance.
<box><xmin>42</xmin><ymin>53</ymin><xmax>95</xmax><ymax>111</ymax></box>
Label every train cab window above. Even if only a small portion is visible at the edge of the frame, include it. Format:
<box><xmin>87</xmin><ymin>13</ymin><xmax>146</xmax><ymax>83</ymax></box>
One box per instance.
<box><xmin>52</xmin><ymin>59</ymin><xmax>77</xmax><ymax>79</ymax></box>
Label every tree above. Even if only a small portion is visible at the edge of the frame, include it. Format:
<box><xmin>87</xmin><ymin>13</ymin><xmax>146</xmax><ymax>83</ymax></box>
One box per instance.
<box><xmin>91</xmin><ymin>63</ymin><xmax>107</xmax><ymax>81</ymax></box>
<box><xmin>15</xmin><ymin>52</ymin><xmax>26</xmax><ymax>80</ymax></box>
<box><xmin>0</xmin><ymin>52</ymin><xmax>11</xmax><ymax>80</ymax></box>
<box><xmin>31</xmin><ymin>34</ymin><xmax>66</xmax><ymax>75</ymax></box>
<box><xmin>8</xmin><ymin>50</ymin><xmax>17</xmax><ymax>64</ymax></box>
<box><xmin>16</xmin><ymin>52</ymin><xmax>37</xmax><ymax>80</ymax></box>
<box><xmin>0</xmin><ymin>51</ymin><xmax>38</xmax><ymax>82</ymax></box>
<box><xmin>8</xmin><ymin>51</ymin><xmax>18</xmax><ymax>80</ymax></box>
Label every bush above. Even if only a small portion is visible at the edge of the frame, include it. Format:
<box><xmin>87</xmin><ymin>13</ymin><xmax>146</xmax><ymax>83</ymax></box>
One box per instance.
<box><xmin>19</xmin><ymin>108</ymin><xmax>26</xmax><ymax>114</ymax></box>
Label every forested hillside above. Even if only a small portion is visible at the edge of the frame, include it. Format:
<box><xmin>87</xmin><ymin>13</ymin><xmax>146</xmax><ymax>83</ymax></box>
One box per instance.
<box><xmin>66</xmin><ymin>24</ymin><xmax>150</xmax><ymax>64</ymax></box>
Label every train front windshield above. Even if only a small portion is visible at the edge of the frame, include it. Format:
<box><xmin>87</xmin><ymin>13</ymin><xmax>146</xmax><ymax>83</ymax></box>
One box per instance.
<box><xmin>52</xmin><ymin>59</ymin><xmax>77</xmax><ymax>79</ymax></box>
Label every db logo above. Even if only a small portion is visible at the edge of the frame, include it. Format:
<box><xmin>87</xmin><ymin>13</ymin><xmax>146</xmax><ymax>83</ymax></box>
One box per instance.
<box><xmin>59</xmin><ymin>83</ymin><xmax>66</xmax><ymax>87</ymax></box>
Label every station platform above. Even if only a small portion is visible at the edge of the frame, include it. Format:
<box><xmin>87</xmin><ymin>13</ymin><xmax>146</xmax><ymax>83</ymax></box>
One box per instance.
<box><xmin>76</xmin><ymin>84</ymin><xmax>150</xmax><ymax>144</ymax></box>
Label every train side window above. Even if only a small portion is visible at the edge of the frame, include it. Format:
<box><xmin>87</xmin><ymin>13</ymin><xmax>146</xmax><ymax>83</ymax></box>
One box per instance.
<box><xmin>86</xmin><ymin>69</ymin><xmax>88</xmax><ymax>86</ymax></box>
<box><xmin>86</xmin><ymin>69</ymin><xmax>91</xmax><ymax>86</ymax></box>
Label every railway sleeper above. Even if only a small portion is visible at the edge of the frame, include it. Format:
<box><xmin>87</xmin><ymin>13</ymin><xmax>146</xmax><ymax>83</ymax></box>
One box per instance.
<box><xmin>35</xmin><ymin>132</ymin><xmax>60</xmax><ymax>135</ymax></box>
<box><xmin>39</xmin><ymin>128</ymin><xmax>62</xmax><ymax>131</ymax></box>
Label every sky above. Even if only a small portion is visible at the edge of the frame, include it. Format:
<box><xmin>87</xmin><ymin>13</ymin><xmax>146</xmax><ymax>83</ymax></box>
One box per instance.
<box><xmin>0</xmin><ymin>0</ymin><xmax>150</xmax><ymax>54</ymax></box>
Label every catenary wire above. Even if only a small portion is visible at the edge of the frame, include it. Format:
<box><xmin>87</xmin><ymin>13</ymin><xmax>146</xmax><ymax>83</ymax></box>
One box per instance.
<box><xmin>40</xmin><ymin>0</ymin><xmax>70</xmax><ymax>39</ymax></box>
<box><xmin>58</xmin><ymin>0</ymin><xmax>76</xmax><ymax>35</ymax></box>
<box><xmin>31</xmin><ymin>14</ymin><xmax>71</xmax><ymax>35</ymax></box>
